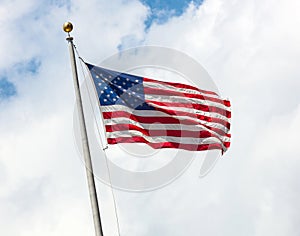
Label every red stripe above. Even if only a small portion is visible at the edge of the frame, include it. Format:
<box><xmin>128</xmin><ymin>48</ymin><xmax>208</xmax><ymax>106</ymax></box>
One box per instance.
<box><xmin>144</xmin><ymin>87</ymin><xmax>230</xmax><ymax>107</ymax></box>
<box><xmin>146</xmin><ymin>100</ymin><xmax>231</xmax><ymax>118</ymax></box>
<box><xmin>103</xmin><ymin>111</ymin><xmax>230</xmax><ymax>137</ymax></box>
<box><xmin>144</xmin><ymin>77</ymin><xmax>219</xmax><ymax>96</ymax></box>
<box><xmin>146</xmin><ymin>103</ymin><xmax>231</xmax><ymax>129</ymax></box>
<box><xmin>107</xmin><ymin>136</ymin><xmax>228</xmax><ymax>152</ymax></box>
<box><xmin>106</xmin><ymin>124</ymin><xmax>226</xmax><ymax>140</ymax></box>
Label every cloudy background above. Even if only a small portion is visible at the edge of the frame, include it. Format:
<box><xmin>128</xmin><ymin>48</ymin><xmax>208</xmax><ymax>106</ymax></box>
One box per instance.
<box><xmin>1</xmin><ymin>0</ymin><xmax>300</xmax><ymax>235</ymax></box>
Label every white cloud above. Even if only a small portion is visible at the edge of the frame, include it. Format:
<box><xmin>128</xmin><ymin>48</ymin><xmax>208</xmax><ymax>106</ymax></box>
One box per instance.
<box><xmin>0</xmin><ymin>0</ymin><xmax>300</xmax><ymax>235</ymax></box>
<box><xmin>0</xmin><ymin>0</ymin><xmax>148</xmax><ymax>235</ymax></box>
<box><xmin>113</xmin><ymin>0</ymin><xmax>300</xmax><ymax>235</ymax></box>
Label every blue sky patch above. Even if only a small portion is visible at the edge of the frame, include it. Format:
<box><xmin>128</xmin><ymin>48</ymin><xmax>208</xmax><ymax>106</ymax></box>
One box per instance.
<box><xmin>142</xmin><ymin>0</ymin><xmax>204</xmax><ymax>28</ymax></box>
<box><xmin>0</xmin><ymin>58</ymin><xmax>41</xmax><ymax>100</ymax></box>
<box><xmin>0</xmin><ymin>77</ymin><xmax>17</xmax><ymax>100</ymax></box>
<box><xmin>48</xmin><ymin>0</ymin><xmax>71</xmax><ymax>8</ymax></box>
<box><xmin>118</xmin><ymin>0</ymin><xmax>204</xmax><ymax>50</ymax></box>
<box><xmin>16</xmin><ymin>58</ymin><xmax>41</xmax><ymax>75</ymax></box>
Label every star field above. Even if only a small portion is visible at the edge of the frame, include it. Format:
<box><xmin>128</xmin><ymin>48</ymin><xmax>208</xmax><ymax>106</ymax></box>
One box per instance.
<box><xmin>87</xmin><ymin>63</ymin><xmax>154</xmax><ymax>110</ymax></box>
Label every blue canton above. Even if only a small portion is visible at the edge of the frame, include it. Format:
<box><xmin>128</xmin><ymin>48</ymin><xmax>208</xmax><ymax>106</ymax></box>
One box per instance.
<box><xmin>86</xmin><ymin>63</ymin><xmax>154</xmax><ymax>110</ymax></box>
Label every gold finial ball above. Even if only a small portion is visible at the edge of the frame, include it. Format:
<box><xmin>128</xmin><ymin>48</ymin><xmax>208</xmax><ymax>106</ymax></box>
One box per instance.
<box><xmin>63</xmin><ymin>22</ymin><xmax>73</xmax><ymax>33</ymax></box>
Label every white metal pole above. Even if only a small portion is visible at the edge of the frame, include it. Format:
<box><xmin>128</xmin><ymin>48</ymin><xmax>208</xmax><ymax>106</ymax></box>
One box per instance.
<box><xmin>63</xmin><ymin>22</ymin><xmax>104</xmax><ymax>236</ymax></box>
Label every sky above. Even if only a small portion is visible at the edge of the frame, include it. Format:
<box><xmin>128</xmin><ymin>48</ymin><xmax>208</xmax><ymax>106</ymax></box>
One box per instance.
<box><xmin>0</xmin><ymin>0</ymin><xmax>300</xmax><ymax>235</ymax></box>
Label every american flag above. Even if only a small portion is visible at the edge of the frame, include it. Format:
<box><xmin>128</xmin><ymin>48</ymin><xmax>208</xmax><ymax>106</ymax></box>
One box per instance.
<box><xmin>86</xmin><ymin>63</ymin><xmax>231</xmax><ymax>153</ymax></box>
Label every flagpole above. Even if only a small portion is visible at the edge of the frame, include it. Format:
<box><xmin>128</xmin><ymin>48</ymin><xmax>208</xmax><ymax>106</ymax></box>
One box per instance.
<box><xmin>63</xmin><ymin>22</ymin><xmax>104</xmax><ymax>236</ymax></box>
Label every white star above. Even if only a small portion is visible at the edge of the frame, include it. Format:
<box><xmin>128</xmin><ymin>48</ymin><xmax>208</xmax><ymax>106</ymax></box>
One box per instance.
<box><xmin>103</xmin><ymin>99</ymin><xmax>107</xmax><ymax>102</ymax></box>
<box><xmin>117</xmin><ymin>77</ymin><xmax>120</xmax><ymax>80</ymax></box>
<box><xmin>98</xmin><ymin>82</ymin><xmax>102</xmax><ymax>86</ymax></box>
<box><xmin>113</xmin><ymin>98</ymin><xmax>116</xmax><ymax>101</ymax></box>
<box><xmin>101</xmin><ymin>91</ymin><xmax>104</xmax><ymax>94</ymax></box>
<box><xmin>107</xmin><ymin>94</ymin><xmax>110</xmax><ymax>97</ymax></box>
<box><xmin>126</xmin><ymin>78</ymin><xmax>129</xmax><ymax>81</ymax></box>
<box><xmin>110</xmin><ymin>91</ymin><xmax>113</xmax><ymax>94</ymax></box>
<box><xmin>135</xmin><ymin>80</ymin><xmax>139</xmax><ymax>82</ymax></box>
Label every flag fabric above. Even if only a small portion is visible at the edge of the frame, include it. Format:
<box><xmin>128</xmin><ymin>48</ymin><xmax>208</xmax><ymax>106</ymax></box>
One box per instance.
<box><xmin>86</xmin><ymin>63</ymin><xmax>231</xmax><ymax>153</ymax></box>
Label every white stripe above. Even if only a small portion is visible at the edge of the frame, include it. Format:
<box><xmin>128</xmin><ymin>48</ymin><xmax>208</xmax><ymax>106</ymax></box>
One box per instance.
<box><xmin>144</xmin><ymin>81</ymin><xmax>220</xmax><ymax>99</ymax></box>
<box><xmin>105</xmin><ymin>116</ymin><xmax>227</xmax><ymax>133</ymax></box>
<box><xmin>103</xmin><ymin>102</ymin><xmax>230</xmax><ymax>122</ymax></box>
<box><xmin>145</xmin><ymin>94</ymin><xmax>229</xmax><ymax>111</ymax></box>
<box><xmin>146</xmin><ymin>100</ymin><xmax>229</xmax><ymax>121</ymax></box>
<box><xmin>102</xmin><ymin>105</ymin><xmax>230</xmax><ymax>133</ymax></box>
<box><xmin>104</xmin><ymin>117</ymin><xmax>230</xmax><ymax>143</ymax></box>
